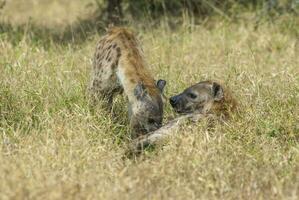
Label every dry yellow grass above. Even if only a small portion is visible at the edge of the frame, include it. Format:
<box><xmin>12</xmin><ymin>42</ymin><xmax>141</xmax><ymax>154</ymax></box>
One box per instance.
<box><xmin>1</xmin><ymin>0</ymin><xmax>95</xmax><ymax>27</ymax></box>
<box><xmin>0</xmin><ymin>1</ymin><xmax>299</xmax><ymax>199</ymax></box>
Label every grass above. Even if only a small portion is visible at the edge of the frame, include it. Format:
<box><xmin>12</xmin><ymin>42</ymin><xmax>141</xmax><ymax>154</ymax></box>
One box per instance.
<box><xmin>0</xmin><ymin>1</ymin><xmax>299</xmax><ymax>199</ymax></box>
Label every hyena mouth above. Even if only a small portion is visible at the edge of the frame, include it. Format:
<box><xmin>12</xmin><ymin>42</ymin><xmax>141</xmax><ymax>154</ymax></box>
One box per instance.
<box><xmin>175</xmin><ymin>107</ymin><xmax>193</xmax><ymax>114</ymax></box>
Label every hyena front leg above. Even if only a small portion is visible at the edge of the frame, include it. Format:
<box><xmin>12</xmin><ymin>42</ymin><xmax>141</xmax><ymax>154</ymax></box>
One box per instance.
<box><xmin>90</xmin><ymin>39</ymin><xmax>122</xmax><ymax>113</ymax></box>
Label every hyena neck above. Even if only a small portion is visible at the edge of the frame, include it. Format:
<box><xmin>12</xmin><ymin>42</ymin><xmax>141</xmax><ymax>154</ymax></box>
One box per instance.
<box><xmin>116</xmin><ymin>61</ymin><xmax>159</xmax><ymax>105</ymax></box>
<box><xmin>111</xmin><ymin>28</ymin><xmax>160</xmax><ymax>110</ymax></box>
<box><xmin>211</xmin><ymin>90</ymin><xmax>237</xmax><ymax>117</ymax></box>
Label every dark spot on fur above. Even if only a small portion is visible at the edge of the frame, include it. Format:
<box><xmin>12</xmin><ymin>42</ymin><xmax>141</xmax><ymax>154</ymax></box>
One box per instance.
<box><xmin>116</xmin><ymin>47</ymin><xmax>121</xmax><ymax>57</ymax></box>
<box><xmin>100</xmin><ymin>54</ymin><xmax>105</xmax><ymax>60</ymax></box>
<box><xmin>107</xmin><ymin>45</ymin><xmax>112</xmax><ymax>50</ymax></box>
<box><xmin>105</xmin><ymin>51</ymin><xmax>112</xmax><ymax>61</ymax></box>
<box><xmin>96</xmin><ymin>53</ymin><xmax>101</xmax><ymax>60</ymax></box>
<box><xmin>97</xmin><ymin>43</ymin><xmax>102</xmax><ymax>50</ymax></box>
<box><xmin>93</xmin><ymin>80</ymin><xmax>102</xmax><ymax>87</ymax></box>
<box><xmin>112</xmin><ymin>44</ymin><xmax>117</xmax><ymax>49</ymax></box>
<box><xmin>107</xmin><ymin>57</ymin><xmax>112</xmax><ymax>62</ymax></box>
<box><xmin>95</xmin><ymin>61</ymin><xmax>102</xmax><ymax>70</ymax></box>
<box><xmin>124</xmin><ymin>33</ymin><xmax>132</xmax><ymax>41</ymax></box>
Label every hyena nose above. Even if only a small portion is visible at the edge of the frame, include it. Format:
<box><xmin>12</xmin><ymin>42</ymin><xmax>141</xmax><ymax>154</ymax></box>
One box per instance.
<box><xmin>169</xmin><ymin>97</ymin><xmax>177</xmax><ymax>106</ymax></box>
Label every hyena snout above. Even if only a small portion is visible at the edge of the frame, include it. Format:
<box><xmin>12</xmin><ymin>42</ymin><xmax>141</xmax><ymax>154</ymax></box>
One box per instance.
<box><xmin>144</xmin><ymin>118</ymin><xmax>163</xmax><ymax>132</ymax></box>
<box><xmin>142</xmin><ymin>107</ymin><xmax>164</xmax><ymax>133</ymax></box>
<box><xmin>169</xmin><ymin>96</ymin><xmax>178</xmax><ymax>106</ymax></box>
<box><xmin>131</xmin><ymin>114</ymin><xmax>163</xmax><ymax>138</ymax></box>
<box><xmin>169</xmin><ymin>94</ymin><xmax>188</xmax><ymax>114</ymax></box>
<box><xmin>169</xmin><ymin>95</ymin><xmax>182</xmax><ymax>109</ymax></box>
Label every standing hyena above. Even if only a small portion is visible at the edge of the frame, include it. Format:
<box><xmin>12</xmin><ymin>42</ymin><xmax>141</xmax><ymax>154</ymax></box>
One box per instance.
<box><xmin>89</xmin><ymin>27</ymin><xmax>166</xmax><ymax>138</ymax></box>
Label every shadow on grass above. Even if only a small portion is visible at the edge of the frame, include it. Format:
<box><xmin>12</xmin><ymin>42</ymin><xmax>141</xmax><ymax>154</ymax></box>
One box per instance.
<box><xmin>0</xmin><ymin>13</ymin><xmax>111</xmax><ymax>47</ymax></box>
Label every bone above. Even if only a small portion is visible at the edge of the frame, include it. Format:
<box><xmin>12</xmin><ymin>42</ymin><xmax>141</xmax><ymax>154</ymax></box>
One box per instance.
<box><xmin>130</xmin><ymin>113</ymin><xmax>211</xmax><ymax>153</ymax></box>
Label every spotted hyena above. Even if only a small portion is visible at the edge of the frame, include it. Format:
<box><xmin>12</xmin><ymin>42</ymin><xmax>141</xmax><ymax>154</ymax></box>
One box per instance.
<box><xmin>89</xmin><ymin>27</ymin><xmax>166</xmax><ymax>138</ymax></box>
<box><xmin>169</xmin><ymin>81</ymin><xmax>237</xmax><ymax>117</ymax></box>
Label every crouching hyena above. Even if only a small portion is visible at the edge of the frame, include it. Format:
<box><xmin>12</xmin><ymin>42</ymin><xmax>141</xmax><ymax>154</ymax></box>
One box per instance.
<box><xmin>130</xmin><ymin>81</ymin><xmax>237</xmax><ymax>154</ymax></box>
<box><xmin>89</xmin><ymin>27</ymin><xmax>166</xmax><ymax>138</ymax></box>
<box><xmin>169</xmin><ymin>81</ymin><xmax>237</xmax><ymax>117</ymax></box>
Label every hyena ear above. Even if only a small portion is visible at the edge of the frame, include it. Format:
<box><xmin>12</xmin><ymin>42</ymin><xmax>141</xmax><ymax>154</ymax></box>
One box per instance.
<box><xmin>156</xmin><ymin>79</ymin><xmax>166</xmax><ymax>93</ymax></box>
<box><xmin>134</xmin><ymin>82</ymin><xmax>148</xmax><ymax>100</ymax></box>
<box><xmin>212</xmin><ymin>82</ymin><xmax>224</xmax><ymax>101</ymax></box>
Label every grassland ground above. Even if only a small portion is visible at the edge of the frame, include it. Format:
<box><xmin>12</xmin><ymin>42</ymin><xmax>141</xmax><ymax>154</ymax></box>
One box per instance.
<box><xmin>0</xmin><ymin>1</ymin><xmax>299</xmax><ymax>199</ymax></box>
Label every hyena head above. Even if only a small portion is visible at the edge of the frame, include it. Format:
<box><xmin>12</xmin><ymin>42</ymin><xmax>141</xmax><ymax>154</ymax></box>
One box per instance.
<box><xmin>169</xmin><ymin>81</ymin><xmax>225</xmax><ymax>114</ymax></box>
<box><xmin>130</xmin><ymin>80</ymin><xmax>166</xmax><ymax>138</ymax></box>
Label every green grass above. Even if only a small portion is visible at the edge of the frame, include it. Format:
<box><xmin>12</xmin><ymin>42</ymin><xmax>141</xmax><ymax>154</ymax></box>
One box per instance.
<box><xmin>1</xmin><ymin>1</ymin><xmax>299</xmax><ymax>199</ymax></box>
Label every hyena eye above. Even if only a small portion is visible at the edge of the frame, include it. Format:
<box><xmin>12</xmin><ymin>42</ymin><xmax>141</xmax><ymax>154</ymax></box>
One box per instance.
<box><xmin>188</xmin><ymin>93</ymin><xmax>197</xmax><ymax>99</ymax></box>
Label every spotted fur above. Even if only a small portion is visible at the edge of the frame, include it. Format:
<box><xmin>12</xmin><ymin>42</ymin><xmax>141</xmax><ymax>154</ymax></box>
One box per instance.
<box><xmin>89</xmin><ymin>27</ymin><xmax>166</xmax><ymax>138</ymax></box>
